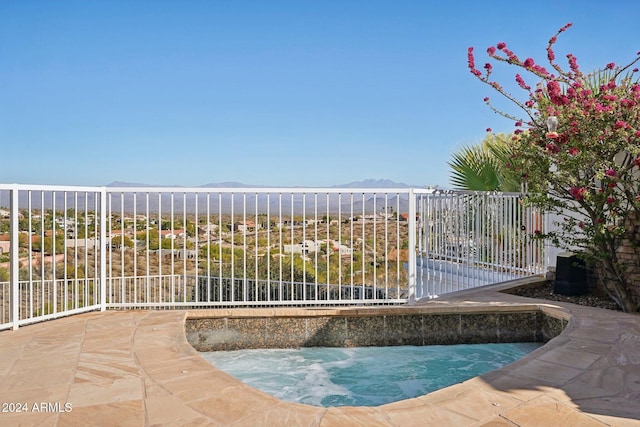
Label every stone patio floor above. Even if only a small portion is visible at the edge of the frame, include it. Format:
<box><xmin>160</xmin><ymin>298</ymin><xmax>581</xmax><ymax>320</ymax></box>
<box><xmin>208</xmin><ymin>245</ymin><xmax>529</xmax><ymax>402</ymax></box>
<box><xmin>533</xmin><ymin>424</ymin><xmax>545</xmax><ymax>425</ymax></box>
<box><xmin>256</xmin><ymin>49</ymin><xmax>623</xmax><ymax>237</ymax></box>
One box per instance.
<box><xmin>1</xmin><ymin>279</ymin><xmax>640</xmax><ymax>426</ymax></box>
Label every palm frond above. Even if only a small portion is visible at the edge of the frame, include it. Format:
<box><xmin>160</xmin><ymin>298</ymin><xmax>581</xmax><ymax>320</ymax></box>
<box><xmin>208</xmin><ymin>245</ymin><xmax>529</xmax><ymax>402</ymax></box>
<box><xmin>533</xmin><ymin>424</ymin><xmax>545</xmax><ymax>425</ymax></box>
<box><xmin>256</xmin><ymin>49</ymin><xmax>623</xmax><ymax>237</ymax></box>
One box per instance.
<box><xmin>485</xmin><ymin>135</ymin><xmax>522</xmax><ymax>192</ymax></box>
<box><xmin>448</xmin><ymin>134</ymin><xmax>522</xmax><ymax>192</ymax></box>
<box><xmin>448</xmin><ymin>144</ymin><xmax>502</xmax><ymax>191</ymax></box>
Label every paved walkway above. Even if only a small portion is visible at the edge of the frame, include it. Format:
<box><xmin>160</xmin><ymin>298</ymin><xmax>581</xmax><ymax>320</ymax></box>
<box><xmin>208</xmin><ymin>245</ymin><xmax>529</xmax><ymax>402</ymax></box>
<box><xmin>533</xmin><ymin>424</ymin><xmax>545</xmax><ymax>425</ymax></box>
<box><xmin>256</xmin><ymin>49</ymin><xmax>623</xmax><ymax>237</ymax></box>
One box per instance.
<box><xmin>1</xmin><ymin>281</ymin><xmax>639</xmax><ymax>426</ymax></box>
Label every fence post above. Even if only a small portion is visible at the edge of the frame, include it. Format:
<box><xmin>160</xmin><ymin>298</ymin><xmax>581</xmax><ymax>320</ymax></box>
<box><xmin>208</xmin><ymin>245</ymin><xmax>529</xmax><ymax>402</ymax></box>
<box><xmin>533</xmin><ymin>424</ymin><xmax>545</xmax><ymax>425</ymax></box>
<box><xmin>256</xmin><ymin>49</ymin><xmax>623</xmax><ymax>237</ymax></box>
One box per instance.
<box><xmin>100</xmin><ymin>187</ymin><xmax>107</xmax><ymax>311</ymax></box>
<box><xmin>407</xmin><ymin>188</ymin><xmax>417</xmax><ymax>303</ymax></box>
<box><xmin>10</xmin><ymin>185</ymin><xmax>19</xmax><ymax>330</ymax></box>
<box><xmin>544</xmin><ymin>210</ymin><xmax>561</xmax><ymax>272</ymax></box>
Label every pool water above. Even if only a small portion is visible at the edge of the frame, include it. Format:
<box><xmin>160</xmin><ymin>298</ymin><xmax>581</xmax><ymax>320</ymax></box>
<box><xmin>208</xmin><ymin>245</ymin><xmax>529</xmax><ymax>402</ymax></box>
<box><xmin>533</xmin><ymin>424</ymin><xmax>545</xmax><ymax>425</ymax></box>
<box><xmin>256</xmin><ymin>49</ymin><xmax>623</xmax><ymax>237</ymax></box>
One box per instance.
<box><xmin>200</xmin><ymin>343</ymin><xmax>541</xmax><ymax>407</ymax></box>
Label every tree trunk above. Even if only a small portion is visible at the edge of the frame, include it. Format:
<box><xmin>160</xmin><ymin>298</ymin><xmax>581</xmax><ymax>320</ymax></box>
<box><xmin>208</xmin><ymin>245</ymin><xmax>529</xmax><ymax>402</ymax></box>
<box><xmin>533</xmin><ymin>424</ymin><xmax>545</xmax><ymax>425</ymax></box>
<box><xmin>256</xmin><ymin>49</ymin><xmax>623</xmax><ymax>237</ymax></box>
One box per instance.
<box><xmin>598</xmin><ymin>261</ymin><xmax>639</xmax><ymax>313</ymax></box>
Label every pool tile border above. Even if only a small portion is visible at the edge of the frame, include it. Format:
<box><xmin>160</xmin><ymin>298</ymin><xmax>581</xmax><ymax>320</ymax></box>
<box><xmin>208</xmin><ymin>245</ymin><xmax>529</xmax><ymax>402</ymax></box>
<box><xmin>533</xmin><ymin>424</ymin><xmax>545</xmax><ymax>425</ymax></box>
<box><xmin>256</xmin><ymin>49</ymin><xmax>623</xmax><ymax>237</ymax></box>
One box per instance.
<box><xmin>185</xmin><ymin>309</ymin><xmax>561</xmax><ymax>351</ymax></box>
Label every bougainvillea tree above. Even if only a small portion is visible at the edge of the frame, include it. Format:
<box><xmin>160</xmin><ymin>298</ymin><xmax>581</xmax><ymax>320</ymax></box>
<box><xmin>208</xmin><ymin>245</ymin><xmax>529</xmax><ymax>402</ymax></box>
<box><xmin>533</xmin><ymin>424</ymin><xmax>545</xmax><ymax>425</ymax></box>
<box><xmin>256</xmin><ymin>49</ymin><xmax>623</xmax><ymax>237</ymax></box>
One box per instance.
<box><xmin>468</xmin><ymin>23</ymin><xmax>640</xmax><ymax>312</ymax></box>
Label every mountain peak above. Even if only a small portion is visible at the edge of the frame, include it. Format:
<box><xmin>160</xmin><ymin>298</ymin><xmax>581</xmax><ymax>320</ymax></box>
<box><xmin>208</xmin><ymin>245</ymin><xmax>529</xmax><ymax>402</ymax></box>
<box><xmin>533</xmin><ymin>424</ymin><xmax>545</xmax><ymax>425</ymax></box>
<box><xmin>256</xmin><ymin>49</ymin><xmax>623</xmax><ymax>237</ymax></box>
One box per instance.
<box><xmin>334</xmin><ymin>179</ymin><xmax>412</xmax><ymax>188</ymax></box>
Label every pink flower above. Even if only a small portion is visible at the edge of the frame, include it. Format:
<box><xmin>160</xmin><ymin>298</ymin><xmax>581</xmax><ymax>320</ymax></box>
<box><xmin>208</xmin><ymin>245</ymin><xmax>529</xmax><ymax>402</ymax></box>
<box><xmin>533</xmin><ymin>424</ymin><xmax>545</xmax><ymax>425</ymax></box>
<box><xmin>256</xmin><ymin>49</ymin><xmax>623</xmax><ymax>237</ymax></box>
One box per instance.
<box><xmin>467</xmin><ymin>47</ymin><xmax>480</xmax><ymax>76</ymax></box>
<box><xmin>532</xmin><ymin>65</ymin><xmax>549</xmax><ymax>75</ymax></box>
<box><xmin>497</xmin><ymin>42</ymin><xmax>506</xmax><ymax>50</ymax></box>
<box><xmin>515</xmin><ymin>74</ymin><xmax>530</xmax><ymax>90</ymax></box>
<box><xmin>606</xmin><ymin>62</ymin><xmax>615</xmax><ymax>69</ymax></box>
<box><xmin>614</xmin><ymin>120</ymin><xmax>627</xmax><ymax>129</ymax></box>
<box><xmin>546</xmin><ymin>143</ymin><xmax>560</xmax><ymax>153</ymax></box>
<box><xmin>504</xmin><ymin>49</ymin><xmax>519</xmax><ymax>63</ymax></box>
<box><xmin>605</xmin><ymin>168</ymin><xmax>617</xmax><ymax>177</ymax></box>
<box><xmin>547</xmin><ymin>49</ymin><xmax>555</xmax><ymax>62</ymax></box>
<box><xmin>547</xmin><ymin>80</ymin><xmax>565</xmax><ymax>105</ymax></box>
<box><xmin>578</xmin><ymin>221</ymin><xmax>584</xmax><ymax>229</ymax></box>
<box><xmin>486</xmin><ymin>128</ymin><xmax>492</xmax><ymax>132</ymax></box>
<box><xmin>621</xmin><ymin>99</ymin><xmax>637</xmax><ymax>108</ymax></box>
<box><xmin>569</xmin><ymin>186</ymin><xmax>587</xmax><ymax>201</ymax></box>
<box><xmin>483</xmin><ymin>97</ymin><xmax>489</xmax><ymax>102</ymax></box>
<box><xmin>559</xmin><ymin>23</ymin><xmax>573</xmax><ymax>32</ymax></box>
<box><xmin>606</xmin><ymin>197</ymin><xmax>616</xmax><ymax>205</ymax></box>
<box><xmin>523</xmin><ymin>57</ymin><xmax>535</xmax><ymax>68</ymax></box>
<box><xmin>568</xmin><ymin>147</ymin><xmax>579</xmax><ymax>156</ymax></box>
<box><xmin>567</xmin><ymin>54</ymin><xmax>579</xmax><ymax>73</ymax></box>
<box><xmin>487</xmin><ymin>46</ymin><xmax>496</xmax><ymax>56</ymax></box>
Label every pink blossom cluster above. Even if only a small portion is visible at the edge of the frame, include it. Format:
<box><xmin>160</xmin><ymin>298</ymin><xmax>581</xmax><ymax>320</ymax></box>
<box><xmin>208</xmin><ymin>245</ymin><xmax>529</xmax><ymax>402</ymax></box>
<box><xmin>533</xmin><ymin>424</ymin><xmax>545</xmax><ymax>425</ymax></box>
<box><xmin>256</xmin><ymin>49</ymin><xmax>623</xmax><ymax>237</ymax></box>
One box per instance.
<box><xmin>547</xmin><ymin>81</ymin><xmax>568</xmax><ymax>105</ymax></box>
<box><xmin>545</xmin><ymin>143</ymin><xmax>560</xmax><ymax>154</ymax></box>
<box><xmin>469</xmin><ymin>22</ymin><xmax>640</xmax><ymax>230</ymax></box>
<box><xmin>467</xmin><ymin>47</ymin><xmax>482</xmax><ymax>77</ymax></box>
<box><xmin>515</xmin><ymin>74</ymin><xmax>530</xmax><ymax>90</ymax></box>
<box><xmin>569</xmin><ymin>186</ymin><xmax>587</xmax><ymax>201</ymax></box>
<box><xmin>566</xmin><ymin>54</ymin><xmax>580</xmax><ymax>74</ymax></box>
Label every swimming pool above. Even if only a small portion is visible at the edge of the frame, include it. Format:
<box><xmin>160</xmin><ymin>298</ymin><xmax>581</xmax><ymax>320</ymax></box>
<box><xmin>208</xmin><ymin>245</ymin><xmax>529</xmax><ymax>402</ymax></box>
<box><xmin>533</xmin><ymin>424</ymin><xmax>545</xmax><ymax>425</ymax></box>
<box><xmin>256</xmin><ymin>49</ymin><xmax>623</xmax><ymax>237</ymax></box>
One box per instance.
<box><xmin>201</xmin><ymin>342</ymin><xmax>542</xmax><ymax>407</ymax></box>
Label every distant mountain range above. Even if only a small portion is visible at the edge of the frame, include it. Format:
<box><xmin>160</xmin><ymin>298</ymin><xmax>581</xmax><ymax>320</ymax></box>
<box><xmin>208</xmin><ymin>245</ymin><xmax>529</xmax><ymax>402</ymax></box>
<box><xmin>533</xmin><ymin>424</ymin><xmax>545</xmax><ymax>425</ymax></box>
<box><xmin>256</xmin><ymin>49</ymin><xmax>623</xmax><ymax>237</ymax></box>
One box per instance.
<box><xmin>106</xmin><ymin>178</ymin><xmax>420</xmax><ymax>189</ymax></box>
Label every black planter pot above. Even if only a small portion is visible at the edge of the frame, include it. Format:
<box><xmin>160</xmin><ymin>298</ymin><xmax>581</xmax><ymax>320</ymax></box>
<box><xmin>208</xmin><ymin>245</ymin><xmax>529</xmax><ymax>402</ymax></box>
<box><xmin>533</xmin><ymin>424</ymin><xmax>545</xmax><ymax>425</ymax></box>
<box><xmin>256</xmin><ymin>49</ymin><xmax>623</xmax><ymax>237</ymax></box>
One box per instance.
<box><xmin>554</xmin><ymin>252</ymin><xmax>587</xmax><ymax>296</ymax></box>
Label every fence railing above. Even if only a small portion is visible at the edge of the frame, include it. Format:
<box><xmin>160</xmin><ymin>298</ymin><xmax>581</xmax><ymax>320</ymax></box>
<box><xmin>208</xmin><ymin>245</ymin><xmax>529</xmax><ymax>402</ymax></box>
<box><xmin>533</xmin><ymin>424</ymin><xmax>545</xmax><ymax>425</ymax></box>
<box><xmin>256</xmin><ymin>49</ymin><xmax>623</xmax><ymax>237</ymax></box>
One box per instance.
<box><xmin>413</xmin><ymin>190</ymin><xmax>546</xmax><ymax>299</ymax></box>
<box><xmin>0</xmin><ymin>184</ymin><xmax>547</xmax><ymax>330</ymax></box>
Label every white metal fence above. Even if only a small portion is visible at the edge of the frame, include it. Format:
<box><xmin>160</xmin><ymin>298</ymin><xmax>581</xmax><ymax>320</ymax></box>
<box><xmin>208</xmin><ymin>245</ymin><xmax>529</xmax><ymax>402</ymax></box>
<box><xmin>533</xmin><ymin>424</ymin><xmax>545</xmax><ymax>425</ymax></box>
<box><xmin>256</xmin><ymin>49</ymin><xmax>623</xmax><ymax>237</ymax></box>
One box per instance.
<box><xmin>0</xmin><ymin>184</ymin><xmax>547</xmax><ymax>330</ymax></box>
<box><xmin>413</xmin><ymin>190</ymin><xmax>545</xmax><ymax>299</ymax></box>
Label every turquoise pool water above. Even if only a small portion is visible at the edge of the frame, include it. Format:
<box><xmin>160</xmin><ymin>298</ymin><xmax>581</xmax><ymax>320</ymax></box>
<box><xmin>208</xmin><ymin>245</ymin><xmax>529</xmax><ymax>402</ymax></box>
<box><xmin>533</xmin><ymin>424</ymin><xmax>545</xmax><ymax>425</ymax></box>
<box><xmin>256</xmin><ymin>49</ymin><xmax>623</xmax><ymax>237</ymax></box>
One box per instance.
<box><xmin>201</xmin><ymin>343</ymin><xmax>541</xmax><ymax>407</ymax></box>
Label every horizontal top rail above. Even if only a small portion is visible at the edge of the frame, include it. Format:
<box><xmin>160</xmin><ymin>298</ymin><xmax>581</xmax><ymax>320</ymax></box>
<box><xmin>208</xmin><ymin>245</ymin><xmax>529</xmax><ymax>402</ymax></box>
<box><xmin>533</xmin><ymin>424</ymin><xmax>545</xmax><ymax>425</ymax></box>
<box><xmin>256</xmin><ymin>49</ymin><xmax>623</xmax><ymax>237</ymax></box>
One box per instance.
<box><xmin>0</xmin><ymin>183</ymin><xmax>526</xmax><ymax>197</ymax></box>
<box><xmin>106</xmin><ymin>186</ymin><xmax>418</xmax><ymax>194</ymax></box>
<box><xmin>0</xmin><ymin>183</ymin><xmax>107</xmax><ymax>192</ymax></box>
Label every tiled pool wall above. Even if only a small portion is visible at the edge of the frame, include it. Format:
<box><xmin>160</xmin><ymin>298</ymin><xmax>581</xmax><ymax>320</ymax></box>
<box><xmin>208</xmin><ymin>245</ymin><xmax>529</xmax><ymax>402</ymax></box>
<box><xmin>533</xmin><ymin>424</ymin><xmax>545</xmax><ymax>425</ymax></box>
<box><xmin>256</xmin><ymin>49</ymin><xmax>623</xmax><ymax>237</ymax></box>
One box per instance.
<box><xmin>185</xmin><ymin>308</ymin><xmax>567</xmax><ymax>352</ymax></box>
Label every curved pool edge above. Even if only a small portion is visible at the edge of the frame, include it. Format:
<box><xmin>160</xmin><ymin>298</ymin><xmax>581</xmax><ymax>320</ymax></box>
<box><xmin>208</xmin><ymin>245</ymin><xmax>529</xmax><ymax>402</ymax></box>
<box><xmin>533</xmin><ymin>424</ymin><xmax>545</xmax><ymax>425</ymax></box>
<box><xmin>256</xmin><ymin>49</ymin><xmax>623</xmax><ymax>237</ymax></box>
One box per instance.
<box><xmin>172</xmin><ymin>282</ymin><xmax>638</xmax><ymax>425</ymax></box>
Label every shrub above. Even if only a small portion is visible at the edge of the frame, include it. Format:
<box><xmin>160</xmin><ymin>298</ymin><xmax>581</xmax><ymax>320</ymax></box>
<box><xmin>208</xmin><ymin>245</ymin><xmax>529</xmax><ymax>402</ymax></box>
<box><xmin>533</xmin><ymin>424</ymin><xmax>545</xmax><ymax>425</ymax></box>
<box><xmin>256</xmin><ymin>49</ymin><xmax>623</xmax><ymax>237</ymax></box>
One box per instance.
<box><xmin>468</xmin><ymin>23</ymin><xmax>640</xmax><ymax>312</ymax></box>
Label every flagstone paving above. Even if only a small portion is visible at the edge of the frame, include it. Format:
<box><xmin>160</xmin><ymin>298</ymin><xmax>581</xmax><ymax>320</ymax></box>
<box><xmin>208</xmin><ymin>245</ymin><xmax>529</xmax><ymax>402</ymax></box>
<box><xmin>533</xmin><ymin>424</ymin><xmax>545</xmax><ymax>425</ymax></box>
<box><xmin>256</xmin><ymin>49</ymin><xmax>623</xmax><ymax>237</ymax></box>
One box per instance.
<box><xmin>1</xmin><ymin>279</ymin><xmax>639</xmax><ymax>426</ymax></box>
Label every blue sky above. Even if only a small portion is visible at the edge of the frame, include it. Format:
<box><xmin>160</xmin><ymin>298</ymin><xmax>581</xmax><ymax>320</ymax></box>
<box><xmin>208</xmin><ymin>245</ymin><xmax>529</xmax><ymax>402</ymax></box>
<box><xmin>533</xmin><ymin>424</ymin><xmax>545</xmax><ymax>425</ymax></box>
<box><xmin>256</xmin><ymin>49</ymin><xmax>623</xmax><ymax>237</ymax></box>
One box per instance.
<box><xmin>2</xmin><ymin>1</ymin><xmax>640</xmax><ymax>188</ymax></box>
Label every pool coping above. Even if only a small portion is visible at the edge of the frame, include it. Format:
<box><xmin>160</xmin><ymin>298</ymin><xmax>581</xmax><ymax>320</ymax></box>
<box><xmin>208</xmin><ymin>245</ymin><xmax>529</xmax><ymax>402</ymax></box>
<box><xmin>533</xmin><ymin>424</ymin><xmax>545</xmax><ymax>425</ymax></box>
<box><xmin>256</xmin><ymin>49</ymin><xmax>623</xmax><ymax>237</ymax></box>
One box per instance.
<box><xmin>1</xmin><ymin>276</ymin><xmax>639</xmax><ymax>426</ymax></box>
